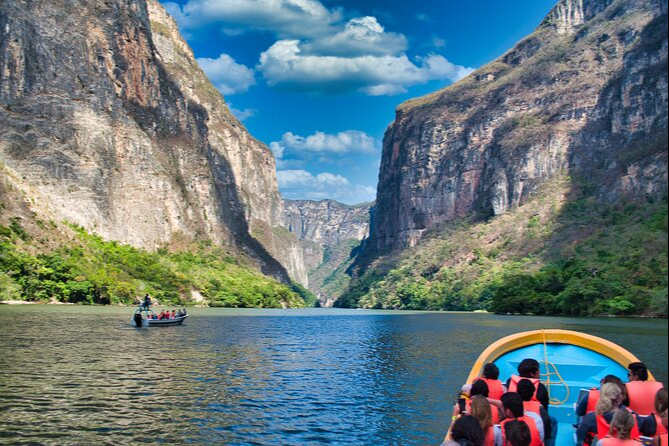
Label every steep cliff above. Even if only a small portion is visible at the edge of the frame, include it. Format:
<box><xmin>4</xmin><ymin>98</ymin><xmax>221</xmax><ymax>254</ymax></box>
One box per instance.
<box><xmin>282</xmin><ymin>199</ymin><xmax>370</xmax><ymax>306</ymax></box>
<box><xmin>368</xmin><ymin>0</ymin><xmax>667</xmax><ymax>256</ymax></box>
<box><xmin>341</xmin><ymin>0</ymin><xmax>668</xmax><ymax>314</ymax></box>
<box><xmin>0</xmin><ymin>0</ymin><xmax>307</xmax><ymax>285</ymax></box>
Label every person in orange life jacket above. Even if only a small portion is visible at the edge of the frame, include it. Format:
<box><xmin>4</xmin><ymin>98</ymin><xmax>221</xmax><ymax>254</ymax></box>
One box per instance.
<box><xmin>652</xmin><ymin>408</ymin><xmax>668</xmax><ymax>446</ymax></box>
<box><xmin>577</xmin><ymin>383</ymin><xmax>640</xmax><ymax>445</ymax></box>
<box><xmin>494</xmin><ymin>393</ymin><xmax>544</xmax><ymax>446</ymax></box>
<box><xmin>470</xmin><ymin>380</ymin><xmax>502</xmax><ymax>424</ymax></box>
<box><xmin>640</xmin><ymin>388</ymin><xmax>668</xmax><ymax>438</ymax></box>
<box><xmin>518</xmin><ymin>379</ymin><xmax>554</xmax><ymax>445</ymax></box>
<box><xmin>463</xmin><ymin>364</ymin><xmax>508</xmax><ymax>400</ymax></box>
<box><xmin>504</xmin><ymin>420</ymin><xmax>533</xmax><ymax>446</ymax></box>
<box><xmin>596</xmin><ymin>409</ymin><xmax>642</xmax><ymax>446</ymax></box>
<box><xmin>470</xmin><ymin>395</ymin><xmax>496</xmax><ymax>446</ymax></box>
<box><xmin>577</xmin><ymin>375</ymin><xmax>631</xmax><ymax>417</ymax></box>
<box><xmin>506</xmin><ymin>359</ymin><xmax>550</xmax><ymax>412</ymax></box>
<box><xmin>627</xmin><ymin>362</ymin><xmax>664</xmax><ymax>416</ymax></box>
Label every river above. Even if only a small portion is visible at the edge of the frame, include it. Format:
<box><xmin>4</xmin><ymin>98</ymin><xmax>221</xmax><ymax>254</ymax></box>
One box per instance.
<box><xmin>0</xmin><ymin>306</ymin><xmax>666</xmax><ymax>445</ymax></box>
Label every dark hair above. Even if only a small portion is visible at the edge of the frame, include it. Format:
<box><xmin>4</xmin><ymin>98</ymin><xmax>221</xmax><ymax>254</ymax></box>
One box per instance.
<box><xmin>451</xmin><ymin>415</ymin><xmax>484</xmax><ymax>446</ymax></box>
<box><xmin>656</xmin><ymin>388</ymin><xmax>668</xmax><ymax>414</ymax></box>
<box><xmin>501</xmin><ymin>393</ymin><xmax>524</xmax><ymax>418</ymax></box>
<box><xmin>628</xmin><ymin>362</ymin><xmax>649</xmax><ymax>381</ymax></box>
<box><xmin>471</xmin><ymin>380</ymin><xmax>490</xmax><ymax>398</ymax></box>
<box><xmin>601</xmin><ymin>375</ymin><xmax>628</xmax><ymax>401</ymax></box>
<box><xmin>483</xmin><ymin>363</ymin><xmax>500</xmax><ymax>380</ymax></box>
<box><xmin>518</xmin><ymin>359</ymin><xmax>540</xmax><ymax>378</ymax></box>
<box><xmin>504</xmin><ymin>420</ymin><xmax>532</xmax><ymax>446</ymax></box>
<box><xmin>517</xmin><ymin>379</ymin><xmax>535</xmax><ymax>402</ymax></box>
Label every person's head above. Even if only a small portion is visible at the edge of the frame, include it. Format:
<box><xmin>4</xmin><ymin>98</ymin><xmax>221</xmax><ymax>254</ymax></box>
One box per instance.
<box><xmin>471</xmin><ymin>380</ymin><xmax>490</xmax><ymax>398</ymax></box>
<box><xmin>483</xmin><ymin>363</ymin><xmax>500</xmax><ymax>380</ymax></box>
<box><xmin>596</xmin><ymin>382</ymin><xmax>623</xmax><ymax>415</ymax></box>
<box><xmin>609</xmin><ymin>409</ymin><xmax>636</xmax><ymax>439</ymax></box>
<box><xmin>503</xmin><ymin>420</ymin><xmax>532</xmax><ymax>446</ymax></box>
<box><xmin>469</xmin><ymin>395</ymin><xmax>493</xmax><ymax>432</ymax></box>
<box><xmin>517</xmin><ymin>359</ymin><xmax>540</xmax><ymax>379</ymax></box>
<box><xmin>655</xmin><ymin>388</ymin><xmax>668</xmax><ymax>415</ymax></box>
<box><xmin>516</xmin><ymin>379</ymin><xmax>535</xmax><ymax>402</ymax></box>
<box><xmin>451</xmin><ymin>415</ymin><xmax>484</xmax><ymax>446</ymax></box>
<box><xmin>601</xmin><ymin>375</ymin><xmax>628</xmax><ymax>401</ymax></box>
<box><xmin>501</xmin><ymin>393</ymin><xmax>524</xmax><ymax>419</ymax></box>
<box><xmin>628</xmin><ymin>362</ymin><xmax>649</xmax><ymax>382</ymax></box>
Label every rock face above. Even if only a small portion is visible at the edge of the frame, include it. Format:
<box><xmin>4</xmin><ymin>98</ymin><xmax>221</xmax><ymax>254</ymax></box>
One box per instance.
<box><xmin>0</xmin><ymin>0</ymin><xmax>307</xmax><ymax>285</ymax></box>
<box><xmin>282</xmin><ymin>199</ymin><xmax>371</xmax><ymax>306</ymax></box>
<box><xmin>368</xmin><ymin>0</ymin><xmax>668</xmax><ymax>257</ymax></box>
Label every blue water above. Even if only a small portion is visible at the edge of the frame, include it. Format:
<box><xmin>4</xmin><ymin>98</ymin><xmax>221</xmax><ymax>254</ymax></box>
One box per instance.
<box><xmin>0</xmin><ymin>306</ymin><xmax>666</xmax><ymax>445</ymax></box>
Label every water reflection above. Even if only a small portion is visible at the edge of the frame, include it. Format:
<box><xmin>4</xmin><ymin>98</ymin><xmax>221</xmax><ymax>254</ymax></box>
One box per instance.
<box><xmin>0</xmin><ymin>306</ymin><xmax>666</xmax><ymax>445</ymax></box>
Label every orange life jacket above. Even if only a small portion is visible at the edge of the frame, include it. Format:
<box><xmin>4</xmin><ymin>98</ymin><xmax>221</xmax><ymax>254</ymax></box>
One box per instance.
<box><xmin>483</xmin><ymin>427</ymin><xmax>495</xmax><ymax>446</ymax></box>
<box><xmin>508</xmin><ymin>375</ymin><xmax>541</xmax><ymax>401</ymax></box>
<box><xmin>501</xmin><ymin>416</ymin><xmax>543</xmax><ymax>446</ymax></box>
<box><xmin>524</xmin><ymin>400</ymin><xmax>542</xmax><ymax>416</ymax></box>
<box><xmin>659</xmin><ymin>433</ymin><xmax>668</xmax><ymax>446</ymax></box>
<box><xmin>465</xmin><ymin>399</ymin><xmax>500</xmax><ymax>424</ymax></box>
<box><xmin>597</xmin><ymin>437</ymin><xmax>642</xmax><ymax>446</ymax></box>
<box><xmin>626</xmin><ymin>381</ymin><xmax>664</xmax><ymax>415</ymax></box>
<box><xmin>654</xmin><ymin>413</ymin><xmax>669</xmax><ymax>437</ymax></box>
<box><xmin>587</xmin><ymin>388</ymin><xmax>601</xmax><ymax>414</ymax></box>
<box><xmin>596</xmin><ymin>413</ymin><xmax>640</xmax><ymax>441</ymax></box>
<box><xmin>476</xmin><ymin>377</ymin><xmax>505</xmax><ymax>400</ymax></box>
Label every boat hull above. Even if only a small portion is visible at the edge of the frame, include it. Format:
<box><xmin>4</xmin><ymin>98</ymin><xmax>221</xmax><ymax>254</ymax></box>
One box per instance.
<box><xmin>146</xmin><ymin>315</ymin><xmax>187</xmax><ymax>327</ymax></box>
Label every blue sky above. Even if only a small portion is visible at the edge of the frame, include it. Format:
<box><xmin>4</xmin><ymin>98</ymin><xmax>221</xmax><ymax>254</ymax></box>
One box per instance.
<box><xmin>161</xmin><ymin>0</ymin><xmax>557</xmax><ymax>204</ymax></box>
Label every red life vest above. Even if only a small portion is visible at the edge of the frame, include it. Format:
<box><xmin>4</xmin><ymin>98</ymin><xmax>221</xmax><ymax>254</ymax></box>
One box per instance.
<box><xmin>596</xmin><ymin>413</ymin><xmax>640</xmax><ymax>441</ymax></box>
<box><xmin>476</xmin><ymin>377</ymin><xmax>505</xmax><ymax>400</ymax></box>
<box><xmin>483</xmin><ymin>427</ymin><xmax>495</xmax><ymax>446</ymax></box>
<box><xmin>655</xmin><ymin>413</ymin><xmax>669</xmax><ymax>437</ymax></box>
<box><xmin>508</xmin><ymin>375</ymin><xmax>541</xmax><ymax>401</ymax></box>
<box><xmin>659</xmin><ymin>433</ymin><xmax>668</xmax><ymax>446</ymax></box>
<box><xmin>465</xmin><ymin>399</ymin><xmax>500</xmax><ymax>424</ymax></box>
<box><xmin>524</xmin><ymin>400</ymin><xmax>542</xmax><ymax>416</ymax></box>
<box><xmin>626</xmin><ymin>381</ymin><xmax>664</xmax><ymax>415</ymax></box>
<box><xmin>501</xmin><ymin>416</ymin><xmax>543</xmax><ymax>446</ymax></box>
<box><xmin>597</xmin><ymin>437</ymin><xmax>642</xmax><ymax>446</ymax></box>
<box><xmin>587</xmin><ymin>388</ymin><xmax>601</xmax><ymax>414</ymax></box>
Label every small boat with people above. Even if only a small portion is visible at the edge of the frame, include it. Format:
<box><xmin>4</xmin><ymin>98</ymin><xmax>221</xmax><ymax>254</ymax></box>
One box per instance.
<box><xmin>445</xmin><ymin>329</ymin><xmax>667</xmax><ymax>446</ymax></box>
<box><xmin>131</xmin><ymin>294</ymin><xmax>188</xmax><ymax>327</ymax></box>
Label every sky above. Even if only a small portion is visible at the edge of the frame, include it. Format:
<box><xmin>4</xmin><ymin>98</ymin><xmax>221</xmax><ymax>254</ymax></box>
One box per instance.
<box><xmin>160</xmin><ymin>0</ymin><xmax>558</xmax><ymax>204</ymax></box>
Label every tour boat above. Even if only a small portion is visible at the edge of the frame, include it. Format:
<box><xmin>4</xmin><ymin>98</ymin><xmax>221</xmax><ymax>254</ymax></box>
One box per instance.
<box><xmin>132</xmin><ymin>307</ymin><xmax>188</xmax><ymax>327</ymax></box>
<box><xmin>461</xmin><ymin>329</ymin><xmax>658</xmax><ymax>445</ymax></box>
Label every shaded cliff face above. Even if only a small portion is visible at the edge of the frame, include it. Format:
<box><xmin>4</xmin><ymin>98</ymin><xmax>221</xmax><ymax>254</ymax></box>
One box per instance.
<box><xmin>283</xmin><ymin>199</ymin><xmax>371</xmax><ymax>306</ymax></box>
<box><xmin>368</xmin><ymin>0</ymin><xmax>668</xmax><ymax>257</ymax></box>
<box><xmin>0</xmin><ymin>0</ymin><xmax>306</xmax><ymax>284</ymax></box>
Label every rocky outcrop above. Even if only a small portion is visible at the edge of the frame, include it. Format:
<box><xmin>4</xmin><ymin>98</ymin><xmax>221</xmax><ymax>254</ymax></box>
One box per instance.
<box><xmin>367</xmin><ymin>0</ymin><xmax>668</xmax><ymax>257</ymax></box>
<box><xmin>283</xmin><ymin>199</ymin><xmax>371</xmax><ymax>305</ymax></box>
<box><xmin>0</xmin><ymin>0</ymin><xmax>307</xmax><ymax>285</ymax></box>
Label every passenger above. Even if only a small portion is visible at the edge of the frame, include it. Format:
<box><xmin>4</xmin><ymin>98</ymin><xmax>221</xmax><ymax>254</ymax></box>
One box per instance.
<box><xmin>503</xmin><ymin>420</ymin><xmax>532</xmax><ymax>446</ymax></box>
<box><xmin>474</xmin><ymin>363</ymin><xmax>506</xmax><ymax>400</ymax></box>
<box><xmin>577</xmin><ymin>383</ymin><xmax>640</xmax><ymax>445</ymax></box>
<box><xmin>171</xmin><ymin>310</ymin><xmax>177</xmax><ymax>319</ymax></box>
<box><xmin>506</xmin><ymin>359</ymin><xmax>550</xmax><ymax>411</ymax></box>
<box><xmin>469</xmin><ymin>395</ymin><xmax>496</xmax><ymax>446</ymax></box>
<box><xmin>652</xmin><ymin>409</ymin><xmax>668</xmax><ymax>446</ymax></box>
<box><xmin>451</xmin><ymin>415</ymin><xmax>485</xmax><ymax>446</ymax></box>
<box><xmin>495</xmin><ymin>393</ymin><xmax>543</xmax><ymax>446</ymax></box>
<box><xmin>640</xmin><ymin>388</ymin><xmax>668</xmax><ymax>438</ymax></box>
<box><xmin>517</xmin><ymin>379</ymin><xmax>554</xmax><ymax>445</ymax></box>
<box><xmin>469</xmin><ymin>380</ymin><xmax>502</xmax><ymax>424</ymax></box>
<box><xmin>577</xmin><ymin>375</ymin><xmax>630</xmax><ymax>417</ymax></box>
<box><xmin>627</xmin><ymin>363</ymin><xmax>664</xmax><ymax>415</ymax></box>
<box><xmin>597</xmin><ymin>409</ymin><xmax>642</xmax><ymax>446</ymax></box>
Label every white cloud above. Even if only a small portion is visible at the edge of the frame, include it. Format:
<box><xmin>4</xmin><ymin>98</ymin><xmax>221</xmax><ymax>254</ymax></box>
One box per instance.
<box><xmin>273</xmin><ymin>130</ymin><xmax>377</xmax><ymax>155</ymax></box>
<box><xmin>197</xmin><ymin>53</ymin><xmax>256</xmax><ymax>95</ymax></box>
<box><xmin>302</xmin><ymin>17</ymin><xmax>407</xmax><ymax>57</ymax></box>
<box><xmin>258</xmin><ymin>40</ymin><xmax>474</xmax><ymax>95</ymax></box>
<box><xmin>229</xmin><ymin>105</ymin><xmax>256</xmax><ymax>121</ymax></box>
<box><xmin>415</xmin><ymin>13</ymin><xmax>434</xmax><ymax>23</ymax></box>
<box><xmin>277</xmin><ymin>169</ymin><xmax>376</xmax><ymax>204</ymax></box>
<box><xmin>163</xmin><ymin>0</ymin><xmax>340</xmax><ymax>38</ymax></box>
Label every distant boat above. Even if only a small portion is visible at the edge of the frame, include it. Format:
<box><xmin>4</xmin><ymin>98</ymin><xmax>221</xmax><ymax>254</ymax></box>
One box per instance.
<box><xmin>132</xmin><ymin>306</ymin><xmax>188</xmax><ymax>327</ymax></box>
<box><xmin>458</xmin><ymin>329</ymin><xmax>658</xmax><ymax>445</ymax></box>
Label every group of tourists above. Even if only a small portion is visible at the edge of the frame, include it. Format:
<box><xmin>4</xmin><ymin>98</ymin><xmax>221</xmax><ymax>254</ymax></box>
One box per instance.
<box><xmin>444</xmin><ymin>360</ymin><xmax>668</xmax><ymax>446</ymax></box>
<box><xmin>149</xmin><ymin>309</ymin><xmax>187</xmax><ymax>320</ymax></box>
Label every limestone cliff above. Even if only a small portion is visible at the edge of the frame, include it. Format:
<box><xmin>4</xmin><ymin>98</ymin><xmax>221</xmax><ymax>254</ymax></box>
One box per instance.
<box><xmin>367</xmin><ymin>0</ymin><xmax>668</xmax><ymax>257</ymax></box>
<box><xmin>0</xmin><ymin>0</ymin><xmax>307</xmax><ymax>285</ymax></box>
<box><xmin>282</xmin><ymin>199</ymin><xmax>371</xmax><ymax>306</ymax></box>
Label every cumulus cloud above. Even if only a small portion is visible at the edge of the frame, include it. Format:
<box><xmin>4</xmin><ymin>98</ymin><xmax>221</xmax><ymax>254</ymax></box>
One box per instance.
<box><xmin>163</xmin><ymin>0</ymin><xmax>340</xmax><ymax>38</ymax></box>
<box><xmin>272</xmin><ymin>130</ymin><xmax>377</xmax><ymax>155</ymax></box>
<box><xmin>197</xmin><ymin>54</ymin><xmax>256</xmax><ymax>95</ymax></box>
<box><xmin>258</xmin><ymin>41</ymin><xmax>474</xmax><ymax>95</ymax></box>
<box><xmin>277</xmin><ymin>170</ymin><xmax>376</xmax><ymax>204</ymax></box>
